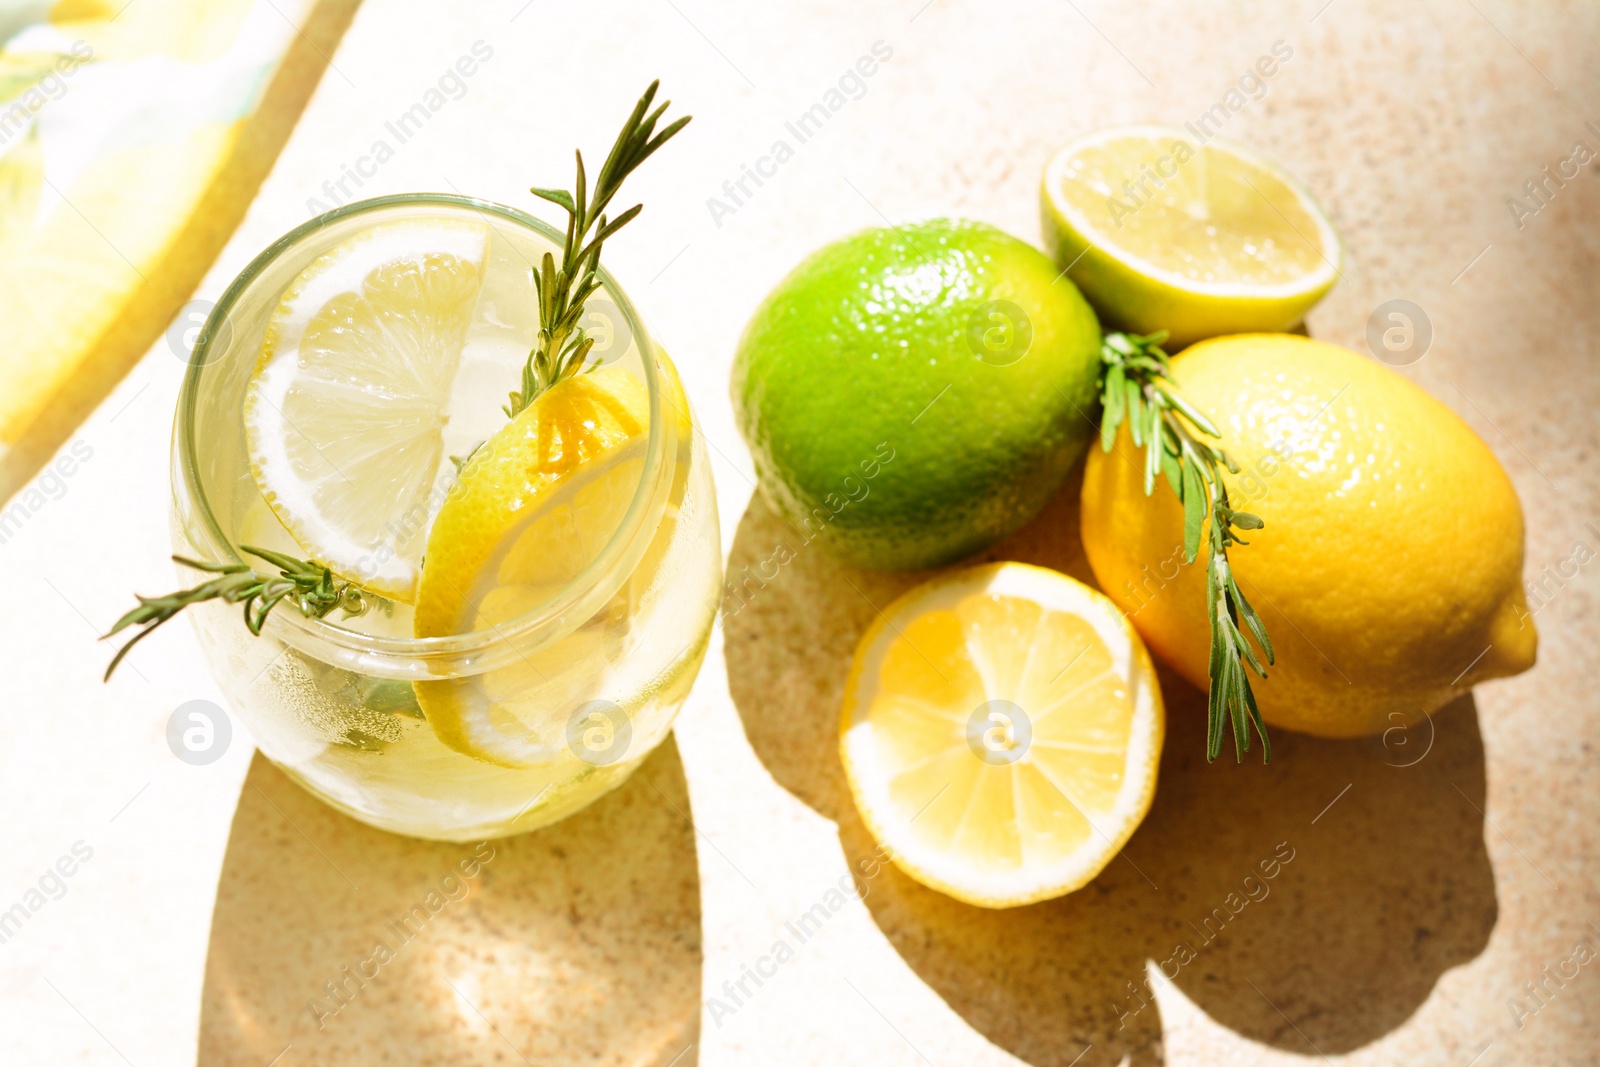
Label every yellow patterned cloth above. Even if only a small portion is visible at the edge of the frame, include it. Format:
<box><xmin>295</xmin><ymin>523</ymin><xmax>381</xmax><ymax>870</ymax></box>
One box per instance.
<box><xmin>0</xmin><ymin>0</ymin><xmax>326</xmax><ymax>497</ymax></box>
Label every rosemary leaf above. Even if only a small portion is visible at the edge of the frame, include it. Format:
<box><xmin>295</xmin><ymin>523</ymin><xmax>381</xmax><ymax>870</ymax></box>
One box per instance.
<box><xmin>1097</xmin><ymin>330</ymin><xmax>1276</xmax><ymax>763</ymax></box>
<box><xmin>504</xmin><ymin>81</ymin><xmax>690</xmax><ymax>417</ymax></box>
<box><xmin>104</xmin><ymin>547</ymin><xmax>373</xmax><ymax>680</ymax></box>
<box><xmin>1181</xmin><ymin>460</ymin><xmax>1206</xmax><ymax>561</ymax></box>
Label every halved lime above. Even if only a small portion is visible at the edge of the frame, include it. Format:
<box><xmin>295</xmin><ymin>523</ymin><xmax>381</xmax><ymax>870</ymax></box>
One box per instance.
<box><xmin>1042</xmin><ymin>125</ymin><xmax>1340</xmax><ymax>347</ymax></box>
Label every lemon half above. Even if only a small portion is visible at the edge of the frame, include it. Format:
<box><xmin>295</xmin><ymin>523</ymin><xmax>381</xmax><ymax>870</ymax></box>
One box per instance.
<box><xmin>1042</xmin><ymin>124</ymin><xmax>1339</xmax><ymax>347</ymax></box>
<box><xmin>244</xmin><ymin>219</ymin><xmax>489</xmax><ymax>600</ymax></box>
<box><xmin>840</xmin><ymin>562</ymin><xmax>1163</xmax><ymax>908</ymax></box>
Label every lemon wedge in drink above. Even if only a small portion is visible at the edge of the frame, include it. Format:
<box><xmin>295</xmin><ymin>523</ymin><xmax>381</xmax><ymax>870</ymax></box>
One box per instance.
<box><xmin>839</xmin><ymin>562</ymin><xmax>1163</xmax><ymax>908</ymax></box>
<box><xmin>1042</xmin><ymin>125</ymin><xmax>1339</xmax><ymax>347</ymax></box>
<box><xmin>411</xmin><ymin>361</ymin><xmax>692</xmax><ymax>767</ymax></box>
<box><xmin>244</xmin><ymin>219</ymin><xmax>490</xmax><ymax>600</ymax></box>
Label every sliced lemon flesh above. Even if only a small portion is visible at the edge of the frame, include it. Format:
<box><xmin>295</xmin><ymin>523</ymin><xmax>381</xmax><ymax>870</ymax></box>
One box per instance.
<box><xmin>412</xmin><ymin>365</ymin><xmax>672</xmax><ymax>767</ymax></box>
<box><xmin>1042</xmin><ymin>125</ymin><xmax>1339</xmax><ymax>345</ymax></box>
<box><xmin>244</xmin><ymin>218</ymin><xmax>490</xmax><ymax>600</ymax></box>
<box><xmin>840</xmin><ymin>562</ymin><xmax>1163</xmax><ymax>908</ymax></box>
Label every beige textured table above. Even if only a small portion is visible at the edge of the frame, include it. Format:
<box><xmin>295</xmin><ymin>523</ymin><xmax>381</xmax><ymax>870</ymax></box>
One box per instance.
<box><xmin>0</xmin><ymin>1</ymin><xmax>1595</xmax><ymax>1064</ymax></box>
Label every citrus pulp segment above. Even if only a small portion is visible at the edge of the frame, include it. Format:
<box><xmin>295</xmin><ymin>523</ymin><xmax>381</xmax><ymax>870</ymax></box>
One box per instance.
<box><xmin>412</xmin><ymin>364</ymin><xmax>692</xmax><ymax>768</ymax></box>
<box><xmin>840</xmin><ymin>562</ymin><xmax>1163</xmax><ymax>908</ymax></box>
<box><xmin>244</xmin><ymin>218</ymin><xmax>490</xmax><ymax>600</ymax></box>
<box><xmin>1042</xmin><ymin>125</ymin><xmax>1339</xmax><ymax>346</ymax></box>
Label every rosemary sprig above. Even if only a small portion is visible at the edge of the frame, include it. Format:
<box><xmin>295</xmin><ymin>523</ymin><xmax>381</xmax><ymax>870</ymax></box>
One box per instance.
<box><xmin>103</xmin><ymin>547</ymin><xmax>370</xmax><ymax>680</ymax></box>
<box><xmin>505</xmin><ymin>80</ymin><xmax>690</xmax><ymax>417</ymax></box>
<box><xmin>1098</xmin><ymin>331</ymin><xmax>1274</xmax><ymax>763</ymax></box>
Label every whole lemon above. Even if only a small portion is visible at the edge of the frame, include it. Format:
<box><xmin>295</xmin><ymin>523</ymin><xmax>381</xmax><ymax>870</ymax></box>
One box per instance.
<box><xmin>732</xmin><ymin>219</ymin><xmax>1102</xmax><ymax>571</ymax></box>
<box><xmin>1080</xmin><ymin>334</ymin><xmax>1536</xmax><ymax>738</ymax></box>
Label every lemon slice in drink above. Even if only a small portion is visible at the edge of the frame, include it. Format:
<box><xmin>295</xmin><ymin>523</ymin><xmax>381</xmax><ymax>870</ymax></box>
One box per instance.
<box><xmin>1042</xmin><ymin>125</ymin><xmax>1339</xmax><ymax>347</ymax></box>
<box><xmin>412</xmin><ymin>363</ymin><xmax>691</xmax><ymax>767</ymax></box>
<box><xmin>840</xmin><ymin>562</ymin><xmax>1163</xmax><ymax>908</ymax></box>
<box><xmin>244</xmin><ymin>219</ymin><xmax>490</xmax><ymax>600</ymax></box>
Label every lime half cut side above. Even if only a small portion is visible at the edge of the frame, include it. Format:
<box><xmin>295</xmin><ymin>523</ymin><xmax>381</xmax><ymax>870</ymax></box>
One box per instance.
<box><xmin>1042</xmin><ymin>124</ymin><xmax>1340</xmax><ymax>347</ymax></box>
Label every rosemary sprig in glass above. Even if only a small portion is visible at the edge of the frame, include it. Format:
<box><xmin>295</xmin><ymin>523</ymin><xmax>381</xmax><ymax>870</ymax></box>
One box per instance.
<box><xmin>103</xmin><ymin>547</ymin><xmax>370</xmax><ymax>680</ymax></box>
<box><xmin>1098</xmin><ymin>331</ymin><xmax>1275</xmax><ymax>763</ymax></box>
<box><xmin>102</xmin><ymin>547</ymin><xmax>371</xmax><ymax>681</ymax></box>
<box><xmin>504</xmin><ymin>80</ymin><xmax>690</xmax><ymax>416</ymax></box>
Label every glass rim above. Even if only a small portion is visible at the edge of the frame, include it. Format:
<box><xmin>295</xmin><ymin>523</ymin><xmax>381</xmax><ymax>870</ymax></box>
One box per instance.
<box><xmin>175</xmin><ymin>192</ymin><xmax>674</xmax><ymax>670</ymax></box>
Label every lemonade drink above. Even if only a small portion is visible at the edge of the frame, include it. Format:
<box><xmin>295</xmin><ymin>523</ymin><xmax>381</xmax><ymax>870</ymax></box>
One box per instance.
<box><xmin>171</xmin><ymin>195</ymin><xmax>720</xmax><ymax>840</ymax></box>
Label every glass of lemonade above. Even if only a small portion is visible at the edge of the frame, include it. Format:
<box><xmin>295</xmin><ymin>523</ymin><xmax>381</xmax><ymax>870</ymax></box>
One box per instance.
<box><xmin>171</xmin><ymin>194</ymin><xmax>720</xmax><ymax>840</ymax></box>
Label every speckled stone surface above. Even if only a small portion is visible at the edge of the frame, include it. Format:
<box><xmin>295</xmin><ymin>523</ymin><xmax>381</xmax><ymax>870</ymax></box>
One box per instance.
<box><xmin>729</xmin><ymin>475</ymin><xmax>1506</xmax><ymax>1066</ymax></box>
<box><xmin>199</xmin><ymin>743</ymin><xmax>700</xmax><ymax>1065</ymax></box>
<box><xmin>0</xmin><ymin>1</ymin><xmax>1595</xmax><ymax>1064</ymax></box>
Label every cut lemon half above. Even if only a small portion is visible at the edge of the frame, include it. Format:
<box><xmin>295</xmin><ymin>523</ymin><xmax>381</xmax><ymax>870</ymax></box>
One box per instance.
<box><xmin>1042</xmin><ymin>124</ymin><xmax>1339</xmax><ymax>347</ymax></box>
<box><xmin>840</xmin><ymin>562</ymin><xmax>1163</xmax><ymax>908</ymax></box>
<box><xmin>244</xmin><ymin>218</ymin><xmax>490</xmax><ymax>600</ymax></box>
<box><xmin>412</xmin><ymin>363</ymin><xmax>691</xmax><ymax>767</ymax></box>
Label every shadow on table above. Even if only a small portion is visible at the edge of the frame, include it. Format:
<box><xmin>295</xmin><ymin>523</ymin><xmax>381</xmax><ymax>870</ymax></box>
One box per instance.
<box><xmin>725</xmin><ymin>471</ymin><xmax>1497</xmax><ymax>1066</ymax></box>
<box><xmin>199</xmin><ymin>738</ymin><xmax>702</xmax><ymax>1066</ymax></box>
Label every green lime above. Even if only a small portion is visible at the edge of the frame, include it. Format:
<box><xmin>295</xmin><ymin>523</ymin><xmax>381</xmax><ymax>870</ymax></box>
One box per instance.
<box><xmin>1041</xmin><ymin>125</ymin><xmax>1340</xmax><ymax>348</ymax></box>
<box><xmin>731</xmin><ymin>218</ymin><xmax>1102</xmax><ymax>571</ymax></box>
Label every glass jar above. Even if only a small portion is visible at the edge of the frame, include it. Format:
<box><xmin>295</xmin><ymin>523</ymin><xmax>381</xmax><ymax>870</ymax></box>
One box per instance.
<box><xmin>171</xmin><ymin>194</ymin><xmax>720</xmax><ymax>840</ymax></box>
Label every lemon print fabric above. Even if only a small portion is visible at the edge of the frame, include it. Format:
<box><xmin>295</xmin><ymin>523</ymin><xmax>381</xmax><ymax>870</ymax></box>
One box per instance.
<box><xmin>0</xmin><ymin>0</ymin><xmax>321</xmax><ymax>499</ymax></box>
